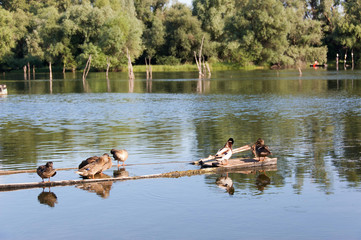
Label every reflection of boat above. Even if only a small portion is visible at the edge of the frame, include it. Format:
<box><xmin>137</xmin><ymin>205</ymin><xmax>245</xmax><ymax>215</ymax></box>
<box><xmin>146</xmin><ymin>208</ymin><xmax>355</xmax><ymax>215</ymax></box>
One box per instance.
<box><xmin>38</xmin><ymin>190</ymin><xmax>58</xmax><ymax>207</ymax></box>
<box><xmin>216</xmin><ymin>175</ymin><xmax>235</xmax><ymax>195</ymax></box>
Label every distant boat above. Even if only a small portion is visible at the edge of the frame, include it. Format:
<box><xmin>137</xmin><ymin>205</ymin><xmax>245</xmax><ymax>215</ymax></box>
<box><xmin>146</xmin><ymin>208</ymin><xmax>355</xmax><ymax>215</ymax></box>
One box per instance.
<box><xmin>0</xmin><ymin>84</ymin><xmax>7</xmax><ymax>95</ymax></box>
<box><xmin>310</xmin><ymin>64</ymin><xmax>327</xmax><ymax>68</ymax></box>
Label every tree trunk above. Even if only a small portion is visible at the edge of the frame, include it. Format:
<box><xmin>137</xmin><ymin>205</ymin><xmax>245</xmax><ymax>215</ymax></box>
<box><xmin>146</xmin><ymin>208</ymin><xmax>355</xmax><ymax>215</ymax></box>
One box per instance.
<box><xmin>127</xmin><ymin>48</ymin><xmax>134</xmax><ymax>80</ymax></box>
<box><xmin>106</xmin><ymin>57</ymin><xmax>110</xmax><ymax>79</ymax></box>
<box><xmin>82</xmin><ymin>55</ymin><xmax>92</xmax><ymax>81</ymax></box>
<box><xmin>49</xmin><ymin>62</ymin><xmax>52</xmax><ymax>80</ymax></box>
<box><xmin>23</xmin><ymin>65</ymin><xmax>27</xmax><ymax>80</ymax></box>
<box><xmin>145</xmin><ymin>57</ymin><xmax>149</xmax><ymax>80</ymax></box>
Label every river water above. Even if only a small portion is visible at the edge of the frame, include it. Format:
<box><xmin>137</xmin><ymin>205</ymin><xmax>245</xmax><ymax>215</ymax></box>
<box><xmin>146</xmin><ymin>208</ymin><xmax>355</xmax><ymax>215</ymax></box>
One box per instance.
<box><xmin>0</xmin><ymin>69</ymin><xmax>360</xmax><ymax>239</ymax></box>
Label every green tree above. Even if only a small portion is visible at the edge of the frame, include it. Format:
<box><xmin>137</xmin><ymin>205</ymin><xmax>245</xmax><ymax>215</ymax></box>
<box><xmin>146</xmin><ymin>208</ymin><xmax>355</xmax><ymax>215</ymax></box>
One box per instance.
<box><xmin>226</xmin><ymin>0</ymin><xmax>291</xmax><ymax>65</ymax></box>
<box><xmin>285</xmin><ymin>1</ymin><xmax>327</xmax><ymax>66</ymax></box>
<box><xmin>0</xmin><ymin>8</ymin><xmax>17</xmax><ymax>62</ymax></box>
<box><xmin>334</xmin><ymin>0</ymin><xmax>361</xmax><ymax>58</ymax></box>
<box><xmin>162</xmin><ymin>3</ymin><xmax>209</xmax><ymax>63</ymax></box>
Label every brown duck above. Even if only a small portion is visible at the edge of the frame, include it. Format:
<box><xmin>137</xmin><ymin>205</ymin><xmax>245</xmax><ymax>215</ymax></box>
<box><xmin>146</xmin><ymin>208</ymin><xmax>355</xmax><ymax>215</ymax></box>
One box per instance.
<box><xmin>37</xmin><ymin>162</ymin><xmax>57</xmax><ymax>182</ymax></box>
<box><xmin>110</xmin><ymin>149</ymin><xmax>128</xmax><ymax>167</ymax></box>
<box><xmin>76</xmin><ymin>153</ymin><xmax>112</xmax><ymax>179</ymax></box>
<box><xmin>251</xmin><ymin>138</ymin><xmax>272</xmax><ymax>161</ymax></box>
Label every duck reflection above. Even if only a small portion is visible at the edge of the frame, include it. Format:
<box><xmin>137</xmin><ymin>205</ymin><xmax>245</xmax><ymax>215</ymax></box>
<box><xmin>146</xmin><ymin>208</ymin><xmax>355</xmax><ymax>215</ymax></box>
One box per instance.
<box><xmin>216</xmin><ymin>173</ymin><xmax>235</xmax><ymax>195</ymax></box>
<box><xmin>38</xmin><ymin>188</ymin><xmax>58</xmax><ymax>207</ymax></box>
<box><xmin>113</xmin><ymin>167</ymin><xmax>129</xmax><ymax>178</ymax></box>
<box><xmin>76</xmin><ymin>173</ymin><xmax>113</xmax><ymax>198</ymax></box>
<box><xmin>256</xmin><ymin>171</ymin><xmax>271</xmax><ymax>191</ymax></box>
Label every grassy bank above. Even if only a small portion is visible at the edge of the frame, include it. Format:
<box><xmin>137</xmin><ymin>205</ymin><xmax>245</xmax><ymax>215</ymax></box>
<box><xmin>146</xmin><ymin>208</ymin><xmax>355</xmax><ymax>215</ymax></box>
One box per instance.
<box><xmin>132</xmin><ymin>62</ymin><xmax>264</xmax><ymax>72</ymax></box>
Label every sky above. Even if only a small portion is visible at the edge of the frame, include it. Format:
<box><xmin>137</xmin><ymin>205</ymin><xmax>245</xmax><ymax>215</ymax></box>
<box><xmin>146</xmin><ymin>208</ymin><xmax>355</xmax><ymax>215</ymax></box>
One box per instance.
<box><xmin>173</xmin><ymin>0</ymin><xmax>192</xmax><ymax>6</ymax></box>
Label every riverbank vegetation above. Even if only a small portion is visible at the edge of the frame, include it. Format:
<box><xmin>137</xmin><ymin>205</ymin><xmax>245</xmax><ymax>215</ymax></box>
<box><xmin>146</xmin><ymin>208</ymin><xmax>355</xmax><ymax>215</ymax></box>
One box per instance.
<box><xmin>0</xmin><ymin>0</ymin><xmax>360</xmax><ymax>72</ymax></box>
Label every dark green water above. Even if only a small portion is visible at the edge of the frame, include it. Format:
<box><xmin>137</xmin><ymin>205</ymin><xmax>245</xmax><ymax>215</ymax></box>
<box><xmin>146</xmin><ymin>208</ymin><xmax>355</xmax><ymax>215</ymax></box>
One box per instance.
<box><xmin>0</xmin><ymin>69</ymin><xmax>360</xmax><ymax>239</ymax></box>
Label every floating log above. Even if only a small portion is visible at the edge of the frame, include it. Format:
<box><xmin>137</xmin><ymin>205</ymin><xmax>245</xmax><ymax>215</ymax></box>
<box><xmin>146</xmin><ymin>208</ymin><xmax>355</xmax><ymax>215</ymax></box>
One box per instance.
<box><xmin>0</xmin><ymin>168</ymin><xmax>221</xmax><ymax>192</ymax></box>
<box><xmin>0</xmin><ymin>160</ymin><xmax>190</xmax><ymax>176</ymax></box>
<box><xmin>199</xmin><ymin>157</ymin><xmax>277</xmax><ymax>169</ymax></box>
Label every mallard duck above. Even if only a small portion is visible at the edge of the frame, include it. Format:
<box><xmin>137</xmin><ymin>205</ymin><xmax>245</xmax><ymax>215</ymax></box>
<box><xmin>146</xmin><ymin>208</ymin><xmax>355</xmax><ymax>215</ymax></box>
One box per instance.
<box><xmin>101</xmin><ymin>153</ymin><xmax>112</xmax><ymax>172</ymax></box>
<box><xmin>215</xmin><ymin>138</ymin><xmax>234</xmax><ymax>165</ymax></box>
<box><xmin>256</xmin><ymin>171</ymin><xmax>271</xmax><ymax>191</ymax></box>
<box><xmin>216</xmin><ymin>174</ymin><xmax>235</xmax><ymax>195</ymax></box>
<box><xmin>76</xmin><ymin>154</ymin><xmax>111</xmax><ymax>179</ymax></box>
<box><xmin>110</xmin><ymin>149</ymin><xmax>128</xmax><ymax>167</ymax></box>
<box><xmin>251</xmin><ymin>138</ymin><xmax>272</xmax><ymax>161</ymax></box>
<box><xmin>78</xmin><ymin>156</ymin><xmax>98</xmax><ymax>169</ymax></box>
<box><xmin>38</xmin><ymin>190</ymin><xmax>58</xmax><ymax>207</ymax></box>
<box><xmin>37</xmin><ymin>162</ymin><xmax>57</xmax><ymax>182</ymax></box>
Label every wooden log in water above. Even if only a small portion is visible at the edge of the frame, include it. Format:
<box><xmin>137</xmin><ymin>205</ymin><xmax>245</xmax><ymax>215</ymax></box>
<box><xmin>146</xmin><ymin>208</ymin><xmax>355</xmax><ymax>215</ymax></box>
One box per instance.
<box><xmin>0</xmin><ymin>168</ymin><xmax>219</xmax><ymax>192</ymax></box>
<box><xmin>0</xmin><ymin>160</ymin><xmax>278</xmax><ymax>192</ymax></box>
<box><xmin>192</xmin><ymin>144</ymin><xmax>252</xmax><ymax>165</ymax></box>
<box><xmin>199</xmin><ymin>157</ymin><xmax>277</xmax><ymax>169</ymax></box>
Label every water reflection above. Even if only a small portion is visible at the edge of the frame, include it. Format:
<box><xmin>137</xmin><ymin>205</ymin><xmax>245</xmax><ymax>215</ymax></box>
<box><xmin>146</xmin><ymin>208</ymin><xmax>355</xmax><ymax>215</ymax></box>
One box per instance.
<box><xmin>76</xmin><ymin>174</ymin><xmax>113</xmax><ymax>198</ymax></box>
<box><xmin>255</xmin><ymin>171</ymin><xmax>271</xmax><ymax>191</ymax></box>
<box><xmin>37</xmin><ymin>188</ymin><xmax>58</xmax><ymax>207</ymax></box>
<box><xmin>215</xmin><ymin>173</ymin><xmax>235</xmax><ymax>195</ymax></box>
<box><xmin>113</xmin><ymin>167</ymin><xmax>129</xmax><ymax>178</ymax></box>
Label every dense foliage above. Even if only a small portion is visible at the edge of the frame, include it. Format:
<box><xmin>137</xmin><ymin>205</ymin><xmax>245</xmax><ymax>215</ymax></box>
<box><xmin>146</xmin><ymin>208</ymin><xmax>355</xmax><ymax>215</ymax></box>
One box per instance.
<box><xmin>0</xmin><ymin>0</ymin><xmax>359</xmax><ymax>71</ymax></box>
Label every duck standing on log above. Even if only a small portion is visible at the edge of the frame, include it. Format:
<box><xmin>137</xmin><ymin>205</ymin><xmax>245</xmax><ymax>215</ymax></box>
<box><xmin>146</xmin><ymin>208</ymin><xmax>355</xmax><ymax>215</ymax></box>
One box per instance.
<box><xmin>37</xmin><ymin>162</ymin><xmax>57</xmax><ymax>182</ymax></box>
<box><xmin>251</xmin><ymin>138</ymin><xmax>272</xmax><ymax>161</ymax></box>
<box><xmin>110</xmin><ymin>149</ymin><xmax>128</xmax><ymax>167</ymax></box>
<box><xmin>76</xmin><ymin>153</ymin><xmax>112</xmax><ymax>179</ymax></box>
<box><xmin>215</xmin><ymin>138</ymin><xmax>234</xmax><ymax>165</ymax></box>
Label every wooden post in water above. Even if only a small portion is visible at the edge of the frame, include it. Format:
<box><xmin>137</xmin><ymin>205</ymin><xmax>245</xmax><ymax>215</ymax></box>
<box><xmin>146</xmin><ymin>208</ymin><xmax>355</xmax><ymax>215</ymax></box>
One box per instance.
<box><xmin>336</xmin><ymin>53</ymin><xmax>339</xmax><ymax>71</ymax></box>
<box><xmin>106</xmin><ymin>57</ymin><xmax>110</xmax><ymax>79</ymax></box>
<box><xmin>82</xmin><ymin>55</ymin><xmax>92</xmax><ymax>81</ymax></box>
<box><xmin>49</xmin><ymin>62</ymin><xmax>53</xmax><ymax>80</ymax></box>
<box><xmin>27</xmin><ymin>62</ymin><xmax>30</xmax><ymax>80</ymax></box>
<box><xmin>145</xmin><ymin>57</ymin><xmax>149</xmax><ymax>80</ymax></box>
<box><xmin>23</xmin><ymin>65</ymin><xmax>27</xmax><ymax>80</ymax></box>
<box><xmin>127</xmin><ymin>48</ymin><xmax>134</xmax><ymax>80</ymax></box>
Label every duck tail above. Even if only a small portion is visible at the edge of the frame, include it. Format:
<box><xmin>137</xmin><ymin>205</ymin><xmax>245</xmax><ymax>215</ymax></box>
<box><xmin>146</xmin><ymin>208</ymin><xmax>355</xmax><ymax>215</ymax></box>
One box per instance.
<box><xmin>75</xmin><ymin>171</ymin><xmax>85</xmax><ymax>176</ymax></box>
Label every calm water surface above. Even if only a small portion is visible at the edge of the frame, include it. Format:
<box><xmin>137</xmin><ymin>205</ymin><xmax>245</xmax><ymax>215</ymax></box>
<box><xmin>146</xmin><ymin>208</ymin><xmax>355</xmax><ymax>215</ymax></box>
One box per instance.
<box><xmin>0</xmin><ymin>69</ymin><xmax>361</xmax><ymax>239</ymax></box>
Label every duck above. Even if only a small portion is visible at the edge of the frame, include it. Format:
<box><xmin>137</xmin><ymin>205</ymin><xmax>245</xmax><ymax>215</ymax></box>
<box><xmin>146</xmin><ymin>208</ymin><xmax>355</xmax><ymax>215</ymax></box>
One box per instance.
<box><xmin>76</xmin><ymin>153</ymin><xmax>111</xmax><ymax>179</ymax></box>
<box><xmin>37</xmin><ymin>162</ymin><xmax>57</xmax><ymax>182</ymax></box>
<box><xmin>100</xmin><ymin>153</ymin><xmax>112</xmax><ymax>172</ymax></box>
<box><xmin>215</xmin><ymin>138</ymin><xmax>234</xmax><ymax>165</ymax></box>
<box><xmin>216</xmin><ymin>174</ymin><xmax>235</xmax><ymax>195</ymax></box>
<box><xmin>78</xmin><ymin>156</ymin><xmax>98</xmax><ymax>169</ymax></box>
<box><xmin>110</xmin><ymin>149</ymin><xmax>128</xmax><ymax>167</ymax></box>
<box><xmin>251</xmin><ymin>138</ymin><xmax>272</xmax><ymax>161</ymax></box>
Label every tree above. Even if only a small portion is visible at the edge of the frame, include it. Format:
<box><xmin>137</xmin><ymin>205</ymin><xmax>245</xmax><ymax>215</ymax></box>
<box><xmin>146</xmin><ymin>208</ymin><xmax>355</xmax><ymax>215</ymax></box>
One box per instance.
<box><xmin>285</xmin><ymin>1</ymin><xmax>327</xmax><ymax>66</ymax></box>
<box><xmin>162</xmin><ymin>3</ymin><xmax>210</xmax><ymax>63</ymax></box>
<box><xmin>225</xmin><ymin>0</ymin><xmax>291</xmax><ymax>65</ymax></box>
<box><xmin>334</xmin><ymin>0</ymin><xmax>361</xmax><ymax>59</ymax></box>
<box><xmin>0</xmin><ymin>8</ymin><xmax>17</xmax><ymax>62</ymax></box>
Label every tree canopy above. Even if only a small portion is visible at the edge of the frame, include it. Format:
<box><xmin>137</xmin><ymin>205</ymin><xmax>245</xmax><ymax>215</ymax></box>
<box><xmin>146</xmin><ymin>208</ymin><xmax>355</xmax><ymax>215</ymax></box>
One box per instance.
<box><xmin>0</xmin><ymin>0</ymin><xmax>357</xmax><ymax>71</ymax></box>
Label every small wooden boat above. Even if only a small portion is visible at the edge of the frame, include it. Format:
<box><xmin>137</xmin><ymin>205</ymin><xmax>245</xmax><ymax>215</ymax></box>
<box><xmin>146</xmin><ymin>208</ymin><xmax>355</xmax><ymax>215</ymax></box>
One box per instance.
<box><xmin>199</xmin><ymin>157</ymin><xmax>277</xmax><ymax>169</ymax></box>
